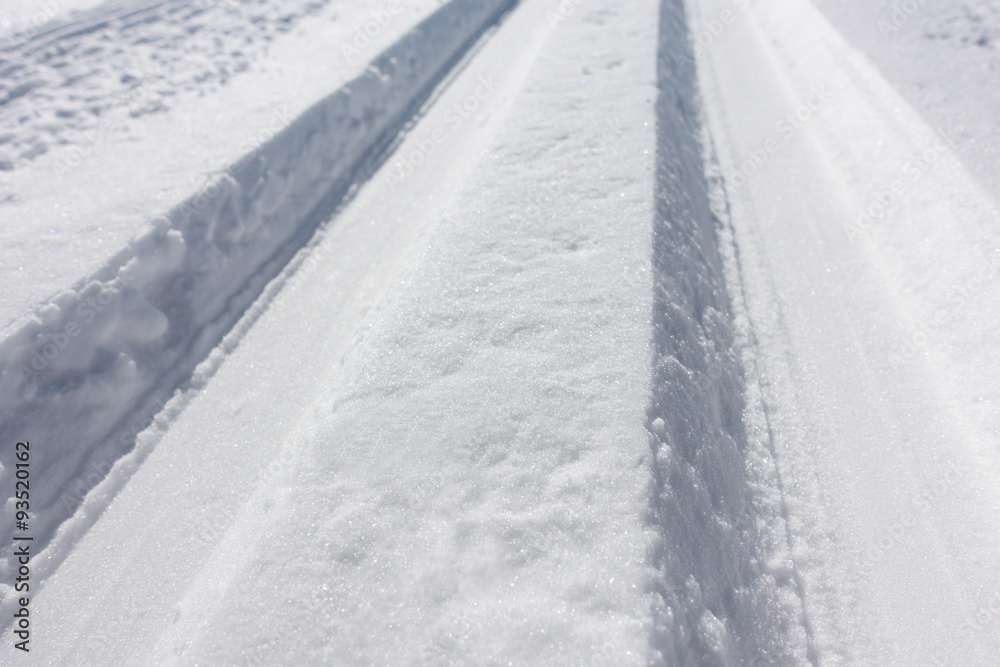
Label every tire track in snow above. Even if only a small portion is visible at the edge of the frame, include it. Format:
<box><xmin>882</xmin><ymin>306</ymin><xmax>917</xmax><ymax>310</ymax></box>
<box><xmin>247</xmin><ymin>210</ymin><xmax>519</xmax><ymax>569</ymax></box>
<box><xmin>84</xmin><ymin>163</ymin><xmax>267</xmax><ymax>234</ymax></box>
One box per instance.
<box><xmin>0</xmin><ymin>0</ymin><xmax>518</xmax><ymax>612</ymax></box>
<box><xmin>707</xmin><ymin>127</ymin><xmax>822</xmax><ymax>666</ymax></box>
<box><xmin>645</xmin><ymin>0</ymin><xmax>811</xmax><ymax>664</ymax></box>
<box><xmin>691</xmin><ymin>0</ymin><xmax>1000</xmax><ymax>662</ymax></box>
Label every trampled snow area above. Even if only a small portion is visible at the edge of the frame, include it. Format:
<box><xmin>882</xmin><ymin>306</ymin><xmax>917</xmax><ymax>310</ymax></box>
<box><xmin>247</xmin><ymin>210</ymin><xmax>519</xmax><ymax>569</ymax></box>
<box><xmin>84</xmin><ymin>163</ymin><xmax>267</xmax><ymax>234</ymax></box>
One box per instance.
<box><xmin>1</xmin><ymin>0</ymin><xmax>999</xmax><ymax>664</ymax></box>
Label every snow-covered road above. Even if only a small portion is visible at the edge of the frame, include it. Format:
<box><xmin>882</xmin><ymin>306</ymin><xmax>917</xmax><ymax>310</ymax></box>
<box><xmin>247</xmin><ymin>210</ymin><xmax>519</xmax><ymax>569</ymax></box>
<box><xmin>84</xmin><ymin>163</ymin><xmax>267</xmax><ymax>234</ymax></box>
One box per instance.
<box><xmin>2</xmin><ymin>0</ymin><xmax>999</xmax><ymax>663</ymax></box>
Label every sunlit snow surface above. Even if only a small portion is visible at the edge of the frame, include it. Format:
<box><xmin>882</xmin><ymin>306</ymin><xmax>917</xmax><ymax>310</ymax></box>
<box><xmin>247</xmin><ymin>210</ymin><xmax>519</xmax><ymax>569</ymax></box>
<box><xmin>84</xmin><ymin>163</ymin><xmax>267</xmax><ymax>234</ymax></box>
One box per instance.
<box><xmin>1</xmin><ymin>0</ymin><xmax>999</xmax><ymax>664</ymax></box>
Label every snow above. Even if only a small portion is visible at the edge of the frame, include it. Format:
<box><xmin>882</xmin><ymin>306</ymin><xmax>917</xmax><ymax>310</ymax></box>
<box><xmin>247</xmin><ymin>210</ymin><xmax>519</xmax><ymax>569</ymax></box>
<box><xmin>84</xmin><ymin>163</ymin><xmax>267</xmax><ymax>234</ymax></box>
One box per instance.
<box><xmin>817</xmin><ymin>0</ymin><xmax>1000</xmax><ymax>198</ymax></box>
<box><xmin>692</xmin><ymin>0</ymin><xmax>1000</xmax><ymax>662</ymax></box>
<box><xmin>6</xmin><ymin>0</ymin><xmax>666</xmax><ymax>662</ymax></box>
<box><xmin>0</xmin><ymin>0</ymin><xmax>514</xmax><ymax>615</ymax></box>
<box><xmin>0</xmin><ymin>0</ymin><xmax>448</xmax><ymax>331</ymax></box>
<box><xmin>2</xmin><ymin>0</ymin><xmax>1000</xmax><ymax>663</ymax></box>
<box><xmin>647</xmin><ymin>3</ymin><xmax>807</xmax><ymax>663</ymax></box>
<box><xmin>0</xmin><ymin>0</ymin><xmax>110</xmax><ymax>40</ymax></box>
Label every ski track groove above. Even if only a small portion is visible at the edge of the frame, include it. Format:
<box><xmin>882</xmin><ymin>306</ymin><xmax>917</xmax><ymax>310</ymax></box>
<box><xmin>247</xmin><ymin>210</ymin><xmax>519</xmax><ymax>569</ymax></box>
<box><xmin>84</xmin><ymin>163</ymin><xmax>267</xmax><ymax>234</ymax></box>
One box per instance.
<box><xmin>0</xmin><ymin>0</ymin><xmax>519</xmax><ymax>614</ymax></box>
<box><xmin>645</xmin><ymin>1</ymin><xmax>817</xmax><ymax>664</ymax></box>
<box><xmin>709</xmin><ymin>129</ymin><xmax>821</xmax><ymax>666</ymax></box>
